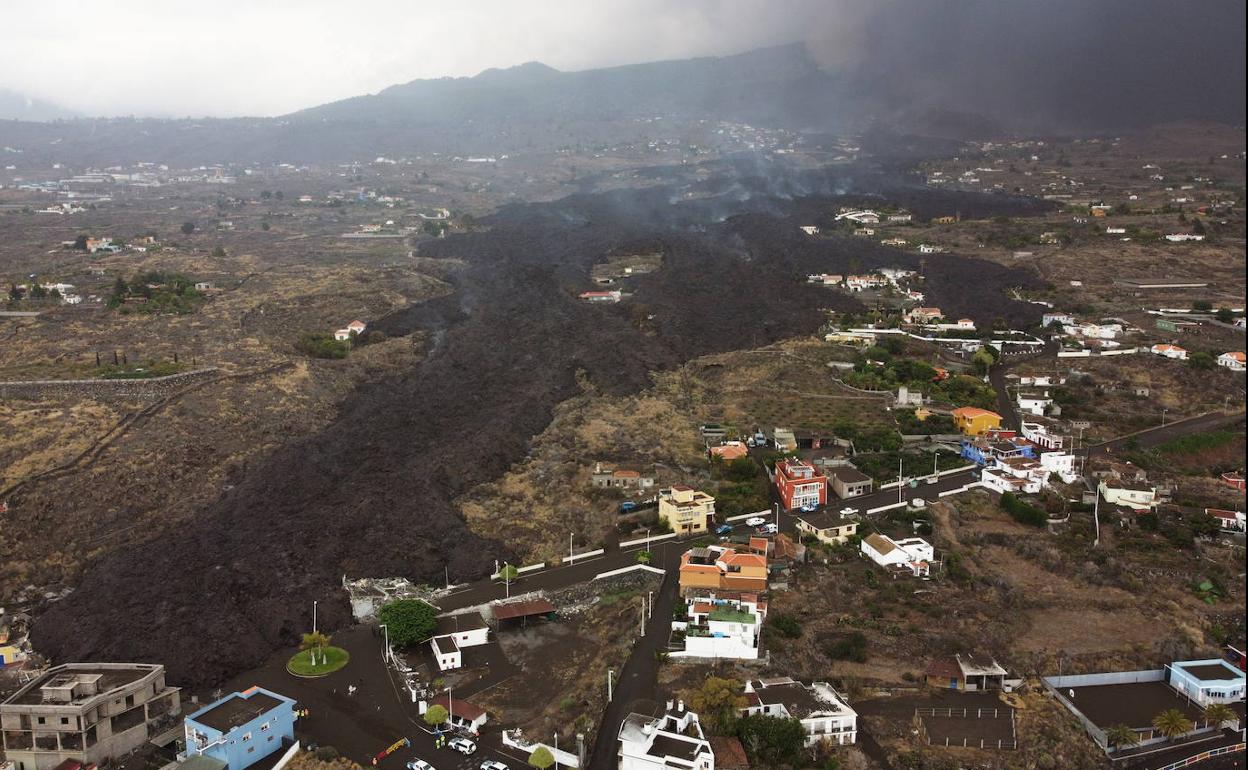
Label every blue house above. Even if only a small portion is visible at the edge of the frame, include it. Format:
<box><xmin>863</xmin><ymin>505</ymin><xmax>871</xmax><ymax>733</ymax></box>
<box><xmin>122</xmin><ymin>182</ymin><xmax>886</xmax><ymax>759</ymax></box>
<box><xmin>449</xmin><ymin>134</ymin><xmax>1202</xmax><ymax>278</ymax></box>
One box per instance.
<box><xmin>960</xmin><ymin>437</ymin><xmax>1036</xmax><ymax>466</ymax></box>
<box><xmin>183</xmin><ymin>686</ymin><xmax>297</xmax><ymax>770</ymax></box>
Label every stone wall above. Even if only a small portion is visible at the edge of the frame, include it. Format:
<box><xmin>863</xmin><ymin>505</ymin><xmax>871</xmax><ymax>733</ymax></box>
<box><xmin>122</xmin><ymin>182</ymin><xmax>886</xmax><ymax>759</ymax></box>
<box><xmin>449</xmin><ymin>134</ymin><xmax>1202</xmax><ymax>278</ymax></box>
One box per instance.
<box><xmin>0</xmin><ymin>367</ymin><xmax>219</xmax><ymax>402</ymax></box>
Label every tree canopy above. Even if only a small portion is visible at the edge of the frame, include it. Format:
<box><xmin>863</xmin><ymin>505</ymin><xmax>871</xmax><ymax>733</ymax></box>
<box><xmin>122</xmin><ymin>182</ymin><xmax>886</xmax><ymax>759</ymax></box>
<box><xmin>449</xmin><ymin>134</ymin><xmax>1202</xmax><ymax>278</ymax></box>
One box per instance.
<box><xmin>687</xmin><ymin>676</ymin><xmax>747</xmax><ymax>733</ymax></box>
<box><xmin>423</xmin><ymin>704</ymin><xmax>447</xmax><ymax>726</ymax></box>
<box><xmin>377</xmin><ymin>598</ymin><xmax>438</xmax><ymax>648</ymax></box>
<box><xmin>528</xmin><ymin>747</ymin><xmax>555</xmax><ymax>769</ymax></box>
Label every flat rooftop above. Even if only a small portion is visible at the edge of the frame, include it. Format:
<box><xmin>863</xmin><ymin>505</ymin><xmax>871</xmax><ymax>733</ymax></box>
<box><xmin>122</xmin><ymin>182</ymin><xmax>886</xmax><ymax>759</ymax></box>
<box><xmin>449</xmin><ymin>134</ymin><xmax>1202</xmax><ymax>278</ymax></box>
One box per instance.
<box><xmin>4</xmin><ymin>664</ymin><xmax>160</xmax><ymax>707</ymax></box>
<box><xmin>190</xmin><ymin>690</ymin><xmax>285</xmax><ymax>733</ymax></box>
<box><xmin>1177</xmin><ymin>661</ymin><xmax>1244</xmax><ymax>682</ymax></box>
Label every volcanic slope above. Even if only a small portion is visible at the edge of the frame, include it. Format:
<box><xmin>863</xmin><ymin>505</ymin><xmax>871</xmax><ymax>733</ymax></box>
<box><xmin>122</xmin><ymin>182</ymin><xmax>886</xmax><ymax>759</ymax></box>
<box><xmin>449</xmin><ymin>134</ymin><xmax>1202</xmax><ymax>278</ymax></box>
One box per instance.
<box><xmin>32</xmin><ymin>172</ymin><xmax>1044</xmax><ymax>686</ymax></box>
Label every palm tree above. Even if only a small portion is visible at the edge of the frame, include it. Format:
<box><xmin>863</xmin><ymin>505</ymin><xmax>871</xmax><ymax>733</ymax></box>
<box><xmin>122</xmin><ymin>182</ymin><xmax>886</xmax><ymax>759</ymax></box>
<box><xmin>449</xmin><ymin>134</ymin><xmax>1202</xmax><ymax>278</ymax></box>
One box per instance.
<box><xmin>1104</xmin><ymin>724</ymin><xmax>1140</xmax><ymax>752</ymax></box>
<box><xmin>300</xmin><ymin>631</ymin><xmax>331</xmax><ymax>666</ymax></box>
<box><xmin>1203</xmin><ymin>703</ymin><xmax>1235</xmax><ymax>728</ymax></box>
<box><xmin>1152</xmin><ymin>709</ymin><xmax>1194</xmax><ymax>743</ymax></box>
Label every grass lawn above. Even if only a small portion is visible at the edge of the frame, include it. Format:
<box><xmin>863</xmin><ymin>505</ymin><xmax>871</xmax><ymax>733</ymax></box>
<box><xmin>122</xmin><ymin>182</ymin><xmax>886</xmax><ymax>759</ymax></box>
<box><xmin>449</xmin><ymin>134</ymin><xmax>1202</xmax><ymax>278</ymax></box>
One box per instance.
<box><xmin>287</xmin><ymin>646</ymin><xmax>350</xmax><ymax>677</ymax></box>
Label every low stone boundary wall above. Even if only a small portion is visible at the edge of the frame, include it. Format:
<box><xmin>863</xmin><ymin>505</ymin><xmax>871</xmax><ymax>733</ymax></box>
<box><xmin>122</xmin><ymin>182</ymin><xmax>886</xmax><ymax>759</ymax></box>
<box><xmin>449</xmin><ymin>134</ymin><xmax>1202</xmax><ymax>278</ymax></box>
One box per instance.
<box><xmin>619</xmin><ymin>532</ymin><xmax>676</xmax><ymax>549</ymax></box>
<box><xmin>0</xmin><ymin>367</ymin><xmax>219</xmax><ymax>401</ymax></box>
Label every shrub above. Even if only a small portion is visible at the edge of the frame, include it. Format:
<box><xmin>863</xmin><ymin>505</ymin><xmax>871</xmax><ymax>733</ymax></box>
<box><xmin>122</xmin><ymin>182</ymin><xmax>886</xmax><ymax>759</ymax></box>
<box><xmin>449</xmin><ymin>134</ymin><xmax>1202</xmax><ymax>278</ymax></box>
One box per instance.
<box><xmin>296</xmin><ymin>332</ymin><xmax>350</xmax><ymax>359</ymax></box>
<box><xmin>827</xmin><ymin>631</ymin><xmax>868</xmax><ymax>662</ymax></box>
<box><xmin>769</xmin><ymin>613</ymin><xmax>803</xmax><ymax>639</ymax></box>
<box><xmin>1000</xmin><ymin>492</ymin><xmax>1047</xmax><ymax>527</ymax></box>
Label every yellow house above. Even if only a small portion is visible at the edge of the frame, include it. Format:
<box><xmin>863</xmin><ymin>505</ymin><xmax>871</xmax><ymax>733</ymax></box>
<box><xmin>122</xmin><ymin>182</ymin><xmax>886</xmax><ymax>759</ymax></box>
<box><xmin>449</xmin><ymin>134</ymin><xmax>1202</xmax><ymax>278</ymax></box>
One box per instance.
<box><xmin>658</xmin><ymin>486</ymin><xmax>715</xmax><ymax>535</ymax></box>
<box><xmin>951</xmin><ymin>407</ymin><xmax>1003</xmax><ymax>436</ymax></box>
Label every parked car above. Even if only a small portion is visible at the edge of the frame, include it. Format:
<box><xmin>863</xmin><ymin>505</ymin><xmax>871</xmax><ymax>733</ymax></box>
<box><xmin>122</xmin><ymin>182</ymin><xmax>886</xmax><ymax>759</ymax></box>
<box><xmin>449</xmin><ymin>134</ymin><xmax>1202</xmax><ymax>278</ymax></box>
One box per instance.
<box><xmin>745</xmin><ymin>516</ymin><xmax>767</xmax><ymax>527</ymax></box>
<box><xmin>839</xmin><ymin>507</ymin><xmax>859</xmax><ymax>516</ymax></box>
<box><xmin>757</xmin><ymin>523</ymin><xmax>778</xmax><ymax>535</ymax></box>
<box><xmin>714</xmin><ymin>523</ymin><xmax>734</xmax><ymax>536</ymax></box>
<box><xmin>479</xmin><ymin>762</ymin><xmax>508</xmax><ymax>770</ymax></box>
<box><xmin>926</xmin><ymin>475</ymin><xmax>939</xmax><ymax>484</ymax></box>
<box><xmin>619</xmin><ymin>501</ymin><xmax>638</xmax><ymax>513</ymax></box>
<box><xmin>799</xmin><ymin>502</ymin><xmax>818</xmax><ymax>513</ymax></box>
<box><xmin>448</xmin><ymin>737</ymin><xmax>477</xmax><ymax>755</ymax></box>
<box><xmin>406</xmin><ymin>761</ymin><xmax>435</xmax><ymax>770</ymax></box>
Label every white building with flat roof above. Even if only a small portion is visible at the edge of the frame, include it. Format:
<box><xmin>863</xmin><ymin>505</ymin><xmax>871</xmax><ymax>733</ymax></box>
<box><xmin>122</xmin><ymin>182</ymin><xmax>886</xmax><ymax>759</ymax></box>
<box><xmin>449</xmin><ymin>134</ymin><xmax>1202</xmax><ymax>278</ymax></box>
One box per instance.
<box><xmin>741</xmin><ymin>678</ymin><xmax>857</xmax><ymax>746</ymax></box>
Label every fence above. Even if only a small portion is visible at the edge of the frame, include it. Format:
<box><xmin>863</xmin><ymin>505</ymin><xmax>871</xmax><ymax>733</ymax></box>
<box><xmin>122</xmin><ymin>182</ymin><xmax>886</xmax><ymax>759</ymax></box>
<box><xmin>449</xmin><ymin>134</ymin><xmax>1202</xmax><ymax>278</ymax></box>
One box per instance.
<box><xmin>916</xmin><ymin>707</ymin><xmax>1007</xmax><ymax>718</ymax></box>
<box><xmin>1156</xmin><ymin>742</ymin><xmax>1245</xmax><ymax>770</ymax></box>
<box><xmin>918</xmin><ymin>706</ymin><xmax>1017</xmax><ymax>750</ymax></box>
<box><xmin>928</xmin><ymin>738</ymin><xmax>1018</xmax><ymax>750</ymax></box>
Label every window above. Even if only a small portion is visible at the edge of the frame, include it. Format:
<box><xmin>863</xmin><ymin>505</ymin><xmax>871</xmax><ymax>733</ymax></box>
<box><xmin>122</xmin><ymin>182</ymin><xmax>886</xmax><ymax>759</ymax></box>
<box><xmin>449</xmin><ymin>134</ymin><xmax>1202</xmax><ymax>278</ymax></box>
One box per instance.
<box><xmin>247</xmin><ymin>747</ymin><xmax>255</xmax><ymax>754</ymax></box>
<box><xmin>260</xmin><ymin>723</ymin><xmax>270</xmax><ymax>732</ymax></box>
<box><xmin>242</xmin><ymin>732</ymin><xmax>252</xmax><ymax>741</ymax></box>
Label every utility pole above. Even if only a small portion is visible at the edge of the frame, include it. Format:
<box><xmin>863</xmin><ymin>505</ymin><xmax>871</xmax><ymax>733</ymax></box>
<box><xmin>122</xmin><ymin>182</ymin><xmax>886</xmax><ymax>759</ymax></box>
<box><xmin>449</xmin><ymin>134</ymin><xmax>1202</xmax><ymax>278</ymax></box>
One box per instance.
<box><xmin>553</xmin><ymin>732</ymin><xmax>559</xmax><ymax>770</ymax></box>
<box><xmin>313</xmin><ymin>600</ymin><xmax>318</xmax><ymax>635</ymax></box>
<box><xmin>639</xmin><ymin>599</ymin><xmax>645</xmax><ymax>637</ymax></box>
<box><xmin>570</xmin><ymin>531</ymin><xmax>574</xmax><ymax>561</ymax></box>
<box><xmin>1092</xmin><ymin>491</ymin><xmax>1101</xmax><ymax>548</ymax></box>
<box><xmin>608</xmin><ymin>670</ymin><xmax>614</xmax><ymax>701</ymax></box>
<box><xmin>379</xmin><ymin>624</ymin><xmax>389</xmax><ymax>663</ymax></box>
<box><xmin>898</xmin><ymin>457</ymin><xmax>904</xmax><ymax>504</ymax></box>
<box><xmin>648</xmin><ymin>590</ymin><xmax>654</xmax><ymax>620</ymax></box>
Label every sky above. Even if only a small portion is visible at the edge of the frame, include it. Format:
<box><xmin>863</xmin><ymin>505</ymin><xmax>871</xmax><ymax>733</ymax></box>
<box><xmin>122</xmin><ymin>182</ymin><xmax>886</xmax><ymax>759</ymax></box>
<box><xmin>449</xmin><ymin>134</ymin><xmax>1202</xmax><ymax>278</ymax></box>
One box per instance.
<box><xmin>0</xmin><ymin>0</ymin><xmax>833</xmax><ymax>117</ymax></box>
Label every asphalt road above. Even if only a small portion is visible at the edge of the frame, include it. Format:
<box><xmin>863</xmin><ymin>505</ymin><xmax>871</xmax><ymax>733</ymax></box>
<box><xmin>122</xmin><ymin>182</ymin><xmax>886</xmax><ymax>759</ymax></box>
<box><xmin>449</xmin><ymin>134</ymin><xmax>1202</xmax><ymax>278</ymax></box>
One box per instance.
<box><xmin>1084</xmin><ymin>410</ymin><xmax>1245</xmax><ymax>458</ymax></box>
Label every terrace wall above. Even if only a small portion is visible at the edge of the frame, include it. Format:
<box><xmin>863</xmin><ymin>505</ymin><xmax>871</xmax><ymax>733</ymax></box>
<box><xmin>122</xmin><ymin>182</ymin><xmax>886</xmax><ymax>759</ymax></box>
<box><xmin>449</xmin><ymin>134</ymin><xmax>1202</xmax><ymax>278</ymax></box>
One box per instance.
<box><xmin>0</xmin><ymin>368</ymin><xmax>219</xmax><ymax>401</ymax></box>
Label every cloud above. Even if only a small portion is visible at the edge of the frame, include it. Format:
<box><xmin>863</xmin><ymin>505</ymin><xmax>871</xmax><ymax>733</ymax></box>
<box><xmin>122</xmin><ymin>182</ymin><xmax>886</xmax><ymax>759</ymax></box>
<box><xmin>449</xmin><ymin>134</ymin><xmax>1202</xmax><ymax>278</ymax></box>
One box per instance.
<box><xmin>0</xmin><ymin>0</ymin><xmax>829</xmax><ymax>117</ymax></box>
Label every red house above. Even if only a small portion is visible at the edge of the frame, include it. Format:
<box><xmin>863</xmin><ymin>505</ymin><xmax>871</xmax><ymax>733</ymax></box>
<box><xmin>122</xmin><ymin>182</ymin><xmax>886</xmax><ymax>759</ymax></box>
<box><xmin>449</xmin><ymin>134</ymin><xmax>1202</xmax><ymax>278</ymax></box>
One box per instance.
<box><xmin>774</xmin><ymin>459</ymin><xmax>827</xmax><ymax>511</ymax></box>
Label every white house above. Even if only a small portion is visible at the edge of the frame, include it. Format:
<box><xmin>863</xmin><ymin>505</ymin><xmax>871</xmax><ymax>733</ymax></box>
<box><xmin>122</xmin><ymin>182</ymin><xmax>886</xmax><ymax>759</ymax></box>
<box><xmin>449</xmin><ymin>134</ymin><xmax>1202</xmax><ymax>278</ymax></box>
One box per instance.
<box><xmin>1217</xmin><ymin>352</ymin><xmax>1246</xmax><ymax>371</ymax></box>
<box><xmin>1151</xmin><ymin>344</ymin><xmax>1188</xmax><ymax>360</ymax></box>
<box><xmin>918</xmin><ymin>244</ymin><xmax>944</xmax><ymax>254</ymax></box>
<box><xmin>1017</xmin><ymin>391</ymin><xmax>1053</xmax><ymax>416</ymax></box>
<box><xmin>1207</xmin><ymin>509</ymin><xmax>1246</xmax><ymax>533</ymax></box>
<box><xmin>741</xmin><ymin>678</ymin><xmax>857</xmax><ymax>747</ymax></box>
<box><xmin>1042</xmin><ymin>313</ymin><xmax>1076</xmax><ymax>329</ymax></box>
<box><xmin>981</xmin><ymin>459</ymin><xmax>1046</xmax><ymax>495</ymax></box>
<box><xmin>800</xmin><ymin>225</ymin><xmax>820</xmax><ymax>235</ymax></box>
<box><xmin>1021</xmin><ymin>421</ymin><xmax>1064</xmax><ymax>450</ymax></box>
<box><xmin>1164</xmin><ymin>234</ymin><xmax>1205</xmax><ymax>242</ymax></box>
<box><xmin>861</xmin><ymin>534</ymin><xmax>932</xmax><ymax>577</ymax></box>
<box><xmin>333</xmin><ymin>329</ymin><xmax>352</xmax><ymax>341</ymax></box>
<box><xmin>1106</xmin><ymin>227</ymin><xmax>1126</xmax><ymax>234</ymax></box>
<box><xmin>618</xmin><ymin>702</ymin><xmax>714</xmax><ymax>770</ymax></box>
<box><xmin>1098</xmin><ymin>479</ymin><xmax>1157</xmax><ymax>510</ymax></box>
<box><xmin>835</xmin><ymin>210</ymin><xmax>880</xmax><ymax>225</ymax></box>
<box><xmin>670</xmin><ymin>594</ymin><xmax>764</xmax><ymax>660</ymax></box>
<box><xmin>346</xmin><ymin>319</ymin><xmax>367</xmax><ymax>334</ymax></box>
<box><xmin>1064</xmin><ymin>322</ymin><xmax>1123</xmax><ymax>339</ymax></box>
<box><xmin>1038</xmin><ymin>451</ymin><xmax>1079</xmax><ymax>484</ymax></box>
<box><xmin>428</xmin><ymin>612</ymin><xmax>490</xmax><ymax>671</ymax></box>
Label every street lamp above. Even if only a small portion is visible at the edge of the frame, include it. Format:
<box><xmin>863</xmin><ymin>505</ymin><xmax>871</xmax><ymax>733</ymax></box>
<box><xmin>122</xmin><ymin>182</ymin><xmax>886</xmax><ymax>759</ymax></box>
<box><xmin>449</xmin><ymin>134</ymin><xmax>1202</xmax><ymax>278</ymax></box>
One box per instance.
<box><xmin>313</xmin><ymin>600</ymin><xmax>318</xmax><ymax>635</ymax></box>
<box><xmin>553</xmin><ymin>732</ymin><xmax>559</xmax><ymax>770</ymax></box>
<box><xmin>379</xmin><ymin>623</ymin><xmax>389</xmax><ymax>664</ymax></box>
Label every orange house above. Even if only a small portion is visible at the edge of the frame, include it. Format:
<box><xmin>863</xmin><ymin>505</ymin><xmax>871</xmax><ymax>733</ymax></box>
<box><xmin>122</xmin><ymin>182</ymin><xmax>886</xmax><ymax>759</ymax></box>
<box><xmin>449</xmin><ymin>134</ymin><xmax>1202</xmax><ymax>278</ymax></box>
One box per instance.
<box><xmin>679</xmin><ymin>540</ymin><xmax>768</xmax><ymax>595</ymax></box>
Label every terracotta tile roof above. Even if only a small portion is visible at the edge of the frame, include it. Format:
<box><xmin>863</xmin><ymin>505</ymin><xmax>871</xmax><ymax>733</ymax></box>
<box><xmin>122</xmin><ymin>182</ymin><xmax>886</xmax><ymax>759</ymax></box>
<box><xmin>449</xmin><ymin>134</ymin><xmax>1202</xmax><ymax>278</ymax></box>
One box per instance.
<box><xmin>707</xmin><ymin>736</ymin><xmax>750</xmax><ymax>769</ymax></box>
<box><xmin>430</xmin><ymin>695</ymin><xmax>487</xmax><ymax>722</ymax></box>
<box><xmin>926</xmin><ymin>656</ymin><xmax>962</xmax><ymax>680</ymax></box>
